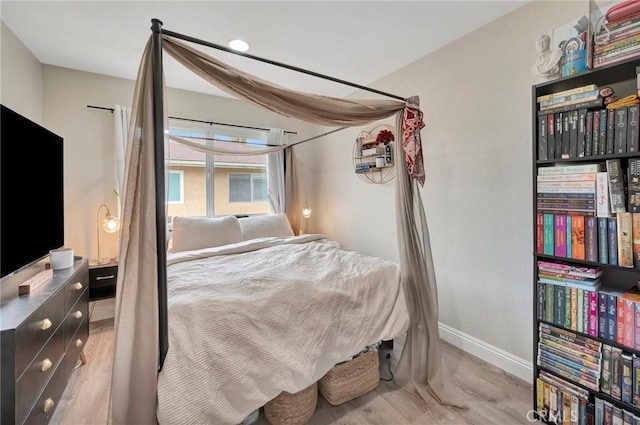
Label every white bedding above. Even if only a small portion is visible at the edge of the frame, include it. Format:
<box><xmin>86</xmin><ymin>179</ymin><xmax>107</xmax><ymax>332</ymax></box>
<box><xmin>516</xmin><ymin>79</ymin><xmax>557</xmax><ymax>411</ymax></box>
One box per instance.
<box><xmin>156</xmin><ymin>234</ymin><xmax>409</xmax><ymax>425</ymax></box>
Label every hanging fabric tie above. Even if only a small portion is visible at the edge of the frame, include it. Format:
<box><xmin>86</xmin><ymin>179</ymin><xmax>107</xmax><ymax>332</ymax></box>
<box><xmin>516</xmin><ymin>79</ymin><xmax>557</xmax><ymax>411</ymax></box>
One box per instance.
<box><xmin>401</xmin><ymin>96</ymin><xmax>426</xmax><ymax>187</ymax></box>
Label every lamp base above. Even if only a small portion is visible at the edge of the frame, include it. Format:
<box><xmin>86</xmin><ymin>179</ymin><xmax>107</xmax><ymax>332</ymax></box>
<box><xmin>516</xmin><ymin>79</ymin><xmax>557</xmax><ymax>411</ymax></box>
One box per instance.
<box><xmin>91</xmin><ymin>258</ymin><xmax>113</xmax><ymax>266</ymax></box>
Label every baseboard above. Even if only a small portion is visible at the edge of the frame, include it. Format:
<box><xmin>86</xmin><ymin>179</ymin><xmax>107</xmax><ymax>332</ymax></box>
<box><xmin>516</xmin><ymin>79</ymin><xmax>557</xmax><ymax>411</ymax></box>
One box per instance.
<box><xmin>438</xmin><ymin>322</ymin><xmax>533</xmax><ymax>383</ymax></box>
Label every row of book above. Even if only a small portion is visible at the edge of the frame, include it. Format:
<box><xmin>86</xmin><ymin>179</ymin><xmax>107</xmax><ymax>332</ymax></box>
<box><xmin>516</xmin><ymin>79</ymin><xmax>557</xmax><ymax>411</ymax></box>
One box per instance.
<box><xmin>535</xmin><ymin>369</ymin><xmax>592</xmax><ymax>425</ymax></box>
<box><xmin>536</xmin><ymin>278</ymin><xmax>640</xmax><ymax>351</ymax></box>
<box><xmin>593</xmin><ymin>10</ymin><xmax>640</xmax><ymax>69</ymax></box>
<box><xmin>536</xmin><ymin>213</ymin><xmax>640</xmax><ymax>267</ymax></box>
<box><xmin>537</xmin><ymin>322</ymin><xmax>602</xmax><ymax>392</ymax></box>
<box><xmin>595</xmin><ymin>397</ymin><xmax>640</xmax><ymax>425</ymax></box>
<box><xmin>599</xmin><ymin>343</ymin><xmax>639</xmax><ymax>404</ymax></box>
<box><xmin>537</xmin><ymin>104</ymin><xmax>640</xmax><ymax>160</ymax></box>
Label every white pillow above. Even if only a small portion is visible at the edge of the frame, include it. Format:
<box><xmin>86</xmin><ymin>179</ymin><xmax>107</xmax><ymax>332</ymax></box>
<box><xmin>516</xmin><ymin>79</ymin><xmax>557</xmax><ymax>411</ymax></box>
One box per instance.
<box><xmin>239</xmin><ymin>213</ymin><xmax>294</xmax><ymax>241</ymax></box>
<box><xmin>171</xmin><ymin>216</ymin><xmax>242</xmax><ymax>252</ymax></box>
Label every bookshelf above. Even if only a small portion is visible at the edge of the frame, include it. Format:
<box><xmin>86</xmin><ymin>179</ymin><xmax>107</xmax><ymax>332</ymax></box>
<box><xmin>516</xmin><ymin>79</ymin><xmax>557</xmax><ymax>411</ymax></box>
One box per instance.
<box><xmin>532</xmin><ymin>57</ymin><xmax>640</xmax><ymax>425</ymax></box>
<box><xmin>353</xmin><ymin>123</ymin><xmax>395</xmax><ymax>184</ymax></box>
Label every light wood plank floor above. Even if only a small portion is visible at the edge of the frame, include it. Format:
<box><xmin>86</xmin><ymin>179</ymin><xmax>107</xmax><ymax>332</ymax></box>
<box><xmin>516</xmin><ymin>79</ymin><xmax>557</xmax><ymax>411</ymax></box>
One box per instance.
<box><xmin>51</xmin><ymin>320</ymin><xmax>533</xmax><ymax>425</ymax></box>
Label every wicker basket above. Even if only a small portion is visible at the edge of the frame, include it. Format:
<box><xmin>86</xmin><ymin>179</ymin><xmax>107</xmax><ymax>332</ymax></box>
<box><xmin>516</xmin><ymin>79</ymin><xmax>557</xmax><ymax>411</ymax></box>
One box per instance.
<box><xmin>264</xmin><ymin>382</ymin><xmax>317</xmax><ymax>425</ymax></box>
<box><xmin>318</xmin><ymin>349</ymin><xmax>379</xmax><ymax>406</ymax></box>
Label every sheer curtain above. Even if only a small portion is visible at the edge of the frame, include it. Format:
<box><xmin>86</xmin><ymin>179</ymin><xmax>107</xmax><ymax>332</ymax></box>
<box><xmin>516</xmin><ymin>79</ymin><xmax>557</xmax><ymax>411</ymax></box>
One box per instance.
<box><xmin>114</xmin><ymin>105</ymin><xmax>131</xmax><ymax>218</ymax></box>
<box><xmin>110</xmin><ymin>34</ymin><xmax>462</xmax><ymax>425</ymax></box>
<box><xmin>266</xmin><ymin>128</ymin><xmax>287</xmax><ymax>213</ymax></box>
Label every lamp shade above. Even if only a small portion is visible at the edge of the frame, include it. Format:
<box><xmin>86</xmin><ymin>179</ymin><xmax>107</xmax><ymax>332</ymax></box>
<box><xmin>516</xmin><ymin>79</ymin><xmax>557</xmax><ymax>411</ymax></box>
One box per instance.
<box><xmin>302</xmin><ymin>205</ymin><xmax>312</xmax><ymax>219</ymax></box>
<box><xmin>102</xmin><ymin>214</ymin><xmax>119</xmax><ymax>233</ymax></box>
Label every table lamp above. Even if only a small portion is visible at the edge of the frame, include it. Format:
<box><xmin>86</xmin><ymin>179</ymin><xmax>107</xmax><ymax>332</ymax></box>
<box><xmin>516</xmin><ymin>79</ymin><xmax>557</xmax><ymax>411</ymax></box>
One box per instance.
<box><xmin>96</xmin><ymin>203</ymin><xmax>119</xmax><ymax>265</ymax></box>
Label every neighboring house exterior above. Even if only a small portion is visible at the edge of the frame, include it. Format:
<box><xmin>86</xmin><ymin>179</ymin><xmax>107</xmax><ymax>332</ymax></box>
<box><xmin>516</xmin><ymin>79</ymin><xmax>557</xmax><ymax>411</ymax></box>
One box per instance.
<box><xmin>166</xmin><ymin>138</ymin><xmax>270</xmax><ymax>218</ymax></box>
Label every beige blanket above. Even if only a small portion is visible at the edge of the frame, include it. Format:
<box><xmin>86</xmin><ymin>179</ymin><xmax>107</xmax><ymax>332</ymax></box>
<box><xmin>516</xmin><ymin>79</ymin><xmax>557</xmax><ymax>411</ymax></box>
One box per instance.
<box><xmin>156</xmin><ymin>234</ymin><xmax>409</xmax><ymax>425</ymax></box>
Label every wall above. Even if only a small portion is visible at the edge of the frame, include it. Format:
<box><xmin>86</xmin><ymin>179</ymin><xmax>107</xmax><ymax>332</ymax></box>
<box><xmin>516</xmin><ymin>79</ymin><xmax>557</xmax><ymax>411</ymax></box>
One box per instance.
<box><xmin>0</xmin><ymin>21</ymin><xmax>43</xmax><ymax>123</ymax></box>
<box><xmin>311</xmin><ymin>0</ymin><xmax>590</xmax><ymax>379</ymax></box>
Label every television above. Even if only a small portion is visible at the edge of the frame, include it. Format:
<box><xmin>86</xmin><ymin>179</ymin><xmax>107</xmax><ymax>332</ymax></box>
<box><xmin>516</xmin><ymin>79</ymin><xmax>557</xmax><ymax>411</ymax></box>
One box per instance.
<box><xmin>1</xmin><ymin>104</ymin><xmax>64</xmax><ymax>279</ymax></box>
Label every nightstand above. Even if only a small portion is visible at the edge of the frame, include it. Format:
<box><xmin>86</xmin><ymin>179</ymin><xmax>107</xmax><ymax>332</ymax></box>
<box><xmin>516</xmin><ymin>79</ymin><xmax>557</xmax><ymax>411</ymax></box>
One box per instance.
<box><xmin>88</xmin><ymin>261</ymin><xmax>118</xmax><ymax>301</ymax></box>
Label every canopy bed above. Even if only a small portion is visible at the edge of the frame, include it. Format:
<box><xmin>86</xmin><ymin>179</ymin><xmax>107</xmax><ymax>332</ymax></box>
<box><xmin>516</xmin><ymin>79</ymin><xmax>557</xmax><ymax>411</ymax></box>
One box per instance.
<box><xmin>109</xmin><ymin>18</ymin><xmax>463</xmax><ymax>425</ymax></box>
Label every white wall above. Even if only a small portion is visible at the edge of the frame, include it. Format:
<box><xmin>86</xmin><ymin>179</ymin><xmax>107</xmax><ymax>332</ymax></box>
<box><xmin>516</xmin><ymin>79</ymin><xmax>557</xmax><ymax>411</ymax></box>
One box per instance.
<box><xmin>0</xmin><ymin>21</ymin><xmax>43</xmax><ymax>122</ymax></box>
<box><xmin>311</xmin><ymin>0</ymin><xmax>590</xmax><ymax>374</ymax></box>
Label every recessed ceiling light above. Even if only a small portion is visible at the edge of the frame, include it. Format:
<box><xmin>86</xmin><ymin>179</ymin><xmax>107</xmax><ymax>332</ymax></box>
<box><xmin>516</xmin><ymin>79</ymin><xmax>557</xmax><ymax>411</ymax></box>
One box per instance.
<box><xmin>229</xmin><ymin>39</ymin><xmax>250</xmax><ymax>52</ymax></box>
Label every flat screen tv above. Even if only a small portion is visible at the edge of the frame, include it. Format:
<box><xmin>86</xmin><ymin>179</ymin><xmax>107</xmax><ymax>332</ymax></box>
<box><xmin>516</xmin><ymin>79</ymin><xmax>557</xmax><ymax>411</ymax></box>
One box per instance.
<box><xmin>1</xmin><ymin>104</ymin><xmax>64</xmax><ymax>279</ymax></box>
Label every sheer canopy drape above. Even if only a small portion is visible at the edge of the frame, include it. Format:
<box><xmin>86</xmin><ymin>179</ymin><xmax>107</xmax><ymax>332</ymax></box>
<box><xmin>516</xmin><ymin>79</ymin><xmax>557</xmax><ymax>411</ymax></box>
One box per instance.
<box><xmin>109</xmin><ymin>32</ymin><xmax>461</xmax><ymax>425</ymax></box>
<box><xmin>266</xmin><ymin>129</ymin><xmax>287</xmax><ymax>214</ymax></box>
<box><xmin>114</xmin><ymin>105</ymin><xmax>131</xmax><ymax>218</ymax></box>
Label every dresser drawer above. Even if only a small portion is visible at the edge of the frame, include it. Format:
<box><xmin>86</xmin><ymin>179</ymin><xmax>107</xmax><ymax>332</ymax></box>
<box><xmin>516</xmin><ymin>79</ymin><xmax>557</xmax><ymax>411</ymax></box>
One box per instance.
<box><xmin>15</xmin><ymin>330</ymin><xmax>64</xmax><ymax>424</ymax></box>
<box><xmin>88</xmin><ymin>264</ymin><xmax>118</xmax><ymax>301</ymax></box>
<box><xmin>22</xmin><ymin>356</ymin><xmax>68</xmax><ymax>425</ymax></box>
<box><xmin>15</xmin><ymin>289</ymin><xmax>65</xmax><ymax>377</ymax></box>
<box><xmin>64</xmin><ymin>268</ymin><xmax>88</xmax><ymax>312</ymax></box>
<box><xmin>61</xmin><ymin>317</ymin><xmax>89</xmax><ymax>379</ymax></box>
<box><xmin>62</xmin><ymin>289</ymin><xmax>88</xmax><ymax>350</ymax></box>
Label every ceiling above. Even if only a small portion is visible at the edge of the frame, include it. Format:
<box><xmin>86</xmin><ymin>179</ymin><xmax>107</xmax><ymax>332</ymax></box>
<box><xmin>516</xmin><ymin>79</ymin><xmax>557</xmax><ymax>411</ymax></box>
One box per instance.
<box><xmin>0</xmin><ymin>1</ymin><xmax>527</xmax><ymax>99</ymax></box>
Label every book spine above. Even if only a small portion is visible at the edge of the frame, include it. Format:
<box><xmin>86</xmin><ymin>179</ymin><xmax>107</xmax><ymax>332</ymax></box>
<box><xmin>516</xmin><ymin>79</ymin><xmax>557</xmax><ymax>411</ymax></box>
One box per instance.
<box><xmin>600</xmin><ymin>109</ymin><xmax>608</xmax><ymax>155</ymax></box>
<box><xmin>623</xmin><ymin>353</ymin><xmax>633</xmax><ymax>404</ymax></box>
<box><xmin>572</xmin><ymin>215</ymin><xmax>586</xmax><ymax>260</ymax></box>
<box><xmin>628</xmin><ymin>104</ymin><xmax>639</xmax><ymax>153</ymax></box>
<box><xmin>615</xmin><ymin>107</ymin><xmax>628</xmax><ymax>154</ymax></box>
<box><xmin>556</xmin><ymin>214</ymin><xmax>567</xmax><ymax>257</ymax></box>
<box><xmin>563</xmin><ymin>113</ymin><xmax>571</xmax><ymax>159</ymax></box>
<box><xmin>612</xmin><ymin>346</ymin><xmax>623</xmax><ymax>399</ymax></box>
<box><xmin>558</xmin><ymin>285</ymin><xmax>567</xmax><ymax>327</ymax></box>
<box><xmin>538</xmin><ymin>164</ymin><xmax>604</xmax><ymax>175</ymax></box>
<box><xmin>585</xmin><ymin>216</ymin><xmax>598</xmax><ymax>262</ymax></box>
<box><xmin>617</xmin><ymin>212</ymin><xmax>634</xmax><ymax>268</ymax></box>
<box><xmin>617</xmin><ymin>296</ymin><xmax>627</xmax><ymax>346</ymax></box>
<box><xmin>567</xmin><ymin>215</ymin><xmax>573</xmax><ymax>259</ymax></box>
<box><xmin>600</xmin><ymin>292</ymin><xmax>608</xmax><ymax>339</ymax></box>
<box><xmin>604</xmin><ymin>401</ymin><xmax>613</xmax><ymax>425</ymax></box>
<box><xmin>582</xmin><ymin>288</ymin><xmax>589</xmax><ymax>336</ymax></box>
<box><xmin>565</xmin><ymin>286</ymin><xmax>572</xmax><ymax>329</ymax></box>
<box><xmin>633</xmin><ymin>354</ymin><xmax>640</xmax><ymax>405</ymax></box>
<box><xmin>537</xmin><ymin>212</ymin><xmax>544</xmax><ymax>254</ymax></box>
<box><xmin>540</xmin><ymin>90</ymin><xmax>600</xmax><ymax>108</ymax></box>
<box><xmin>544</xmin><ymin>213</ymin><xmax>555</xmax><ymax>255</ymax></box>
<box><xmin>557</xmin><ymin>113</ymin><xmax>564</xmax><ymax>158</ymax></box>
<box><xmin>608</xmin><ymin>293</ymin><xmax>618</xmax><ymax>342</ymax></box>
<box><xmin>538</xmin><ymin>281</ymin><xmax>546</xmax><ymax>321</ymax></box>
<box><xmin>599</xmin><ymin>217</ymin><xmax>610</xmax><ymax>263</ymax></box>
<box><xmin>548</xmin><ymin>112</ymin><xmax>556</xmax><ymax>159</ymax></box>
<box><xmin>607</xmin><ymin>159</ymin><xmax>627</xmax><ymax>214</ymax></box>
<box><xmin>595</xmin><ymin>397</ymin><xmax>604</xmax><ymax>425</ymax></box>
<box><xmin>547</xmin><ymin>283</ymin><xmax>556</xmax><ymax>323</ymax></box>
<box><xmin>597</xmin><ymin>172</ymin><xmax>612</xmax><ymax>217</ymax></box>
<box><xmin>570</xmin><ymin>109</ymin><xmax>579</xmax><ymax>158</ymax></box>
<box><xmin>635</xmin><ymin>302</ymin><xmax>640</xmax><ymax>352</ymax></box>
<box><xmin>624</xmin><ymin>299</ymin><xmax>635</xmax><ymax>349</ymax></box>
<box><xmin>538</xmin><ymin>180</ymin><xmax>597</xmax><ymax>188</ymax></box>
<box><xmin>537</xmin><ymin>173</ymin><xmax>597</xmax><ymax>182</ymax></box>
<box><xmin>578</xmin><ymin>109</ymin><xmax>587</xmax><ymax>157</ymax></box>
<box><xmin>593</xmin><ymin>109</ymin><xmax>601</xmax><ymax>155</ymax></box>
<box><xmin>603</xmin><ymin>344</ymin><xmax>612</xmax><ymax>394</ymax></box>
<box><xmin>609</xmin><ymin>217</ymin><xmax>619</xmax><ymax>266</ymax></box>
<box><xmin>589</xmin><ymin>291</ymin><xmax>598</xmax><ymax>337</ymax></box>
<box><xmin>607</xmin><ymin>109</ymin><xmax>616</xmax><ymax>154</ymax></box>
<box><xmin>539</xmin><ymin>322</ymin><xmax>602</xmax><ymax>350</ymax></box>
<box><xmin>536</xmin><ymin>377</ymin><xmax>544</xmax><ymax>412</ymax></box>
<box><xmin>629</xmin><ymin>158</ymin><xmax>640</xmax><ymax>213</ymax></box>
<box><xmin>634</xmin><ymin>213</ymin><xmax>640</xmax><ymax>268</ymax></box>
<box><xmin>585</xmin><ymin>110</ymin><xmax>593</xmax><ymax>157</ymax></box>
<box><xmin>571</xmin><ymin>287</ymin><xmax>578</xmax><ymax>331</ymax></box>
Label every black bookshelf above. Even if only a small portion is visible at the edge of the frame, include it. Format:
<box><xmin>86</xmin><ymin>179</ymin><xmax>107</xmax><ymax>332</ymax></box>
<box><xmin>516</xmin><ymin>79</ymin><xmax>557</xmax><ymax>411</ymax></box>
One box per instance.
<box><xmin>532</xmin><ymin>56</ymin><xmax>640</xmax><ymax>425</ymax></box>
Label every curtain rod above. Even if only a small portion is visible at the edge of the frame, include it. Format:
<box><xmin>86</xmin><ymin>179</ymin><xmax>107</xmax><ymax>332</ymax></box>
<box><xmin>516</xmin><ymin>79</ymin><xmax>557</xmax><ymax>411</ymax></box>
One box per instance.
<box><xmin>286</xmin><ymin>127</ymin><xmax>350</xmax><ymax>149</ymax></box>
<box><xmin>160</xmin><ymin>27</ymin><xmax>407</xmax><ymax>102</ymax></box>
<box><xmin>86</xmin><ymin>105</ymin><xmax>297</xmax><ymax>135</ymax></box>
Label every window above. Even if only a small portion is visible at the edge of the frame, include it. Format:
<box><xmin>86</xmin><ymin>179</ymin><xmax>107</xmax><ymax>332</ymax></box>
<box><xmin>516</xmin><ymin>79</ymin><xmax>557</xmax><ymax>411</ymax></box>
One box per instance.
<box><xmin>229</xmin><ymin>173</ymin><xmax>268</xmax><ymax>202</ymax></box>
<box><xmin>166</xmin><ymin>121</ymin><xmax>270</xmax><ymax>218</ymax></box>
<box><xmin>167</xmin><ymin>170</ymin><xmax>184</xmax><ymax>204</ymax></box>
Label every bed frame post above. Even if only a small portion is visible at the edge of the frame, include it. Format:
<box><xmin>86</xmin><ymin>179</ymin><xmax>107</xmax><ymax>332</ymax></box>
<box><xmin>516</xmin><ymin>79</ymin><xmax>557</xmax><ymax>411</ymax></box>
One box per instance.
<box><xmin>151</xmin><ymin>18</ymin><xmax>169</xmax><ymax>371</ymax></box>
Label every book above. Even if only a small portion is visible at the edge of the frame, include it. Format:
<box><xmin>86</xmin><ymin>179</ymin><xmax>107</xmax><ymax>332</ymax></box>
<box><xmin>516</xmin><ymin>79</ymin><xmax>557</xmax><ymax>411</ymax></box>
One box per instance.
<box><xmin>615</xmin><ymin>106</ymin><xmax>628</xmax><ymax>154</ymax></box>
<box><xmin>585</xmin><ymin>110</ymin><xmax>593</xmax><ymax>157</ymax></box>
<box><xmin>589</xmin><ymin>291</ymin><xmax>599</xmax><ymax>338</ymax></box>
<box><xmin>538</xmin><ymin>163</ymin><xmax>605</xmax><ymax>175</ymax></box>
<box><xmin>558</xmin><ymin>285</ymin><xmax>567</xmax><ymax>327</ymax></box>
<box><xmin>628</xmin><ymin>104</ymin><xmax>639</xmax><ymax>153</ymax></box>
<box><xmin>537</xmin><ymin>212</ymin><xmax>544</xmax><ymax>254</ymax></box>
<box><xmin>567</xmin><ymin>215</ymin><xmax>573</xmax><ymax>259</ymax></box>
<box><xmin>539</xmin><ymin>322</ymin><xmax>602</xmax><ymax>350</ymax></box>
<box><xmin>537</xmin><ymin>173</ymin><xmax>597</xmax><ymax>182</ymax></box>
<box><xmin>602</xmin><ymin>344</ymin><xmax>612</xmax><ymax>394</ymax></box>
<box><xmin>599</xmin><ymin>217</ymin><xmax>609</xmax><ymax>263</ymax></box>
<box><xmin>546</xmin><ymin>283</ymin><xmax>556</xmax><ymax>323</ymax></box>
<box><xmin>544</xmin><ymin>213</ymin><xmax>555</xmax><ymax>255</ymax></box>
<box><xmin>565</xmin><ymin>286</ymin><xmax>572</xmax><ymax>329</ymax></box>
<box><xmin>600</xmin><ymin>109</ymin><xmax>608</xmax><ymax>155</ymax></box>
<box><xmin>593</xmin><ymin>108</ymin><xmax>601</xmax><ymax>156</ymax></box>
<box><xmin>537</xmin><ymin>84</ymin><xmax>599</xmax><ymax>103</ymax></box>
<box><xmin>618</xmin><ymin>212</ymin><xmax>634</xmax><ymax>268</ymax></box>
<box><xmin>600</xmin><ymin>292</ymin><xmax>608</xmax><ymax>339</ymax></box>
<box><xmin>563</xmin><ymin>112</ymin><xmax>571</xmax><ymax>158</ymax></box>
<box><xmin>556</xmin><ymin>214</ymin><xmax>567</xmax><ymax>257</ymax></box>
<box><xmin>612</xmin><ymin>346</ymin><xmax>623</xmax><ymax>399</ymax></box>
<box><xmin>624</xmin><ymin>298</ymin><xmax>636</xmax><ymax>348</ymax></box>
<box><xmin>607</xmin><ymin>159</ymin><xmax>627</xmax><ymax>213</ymax></box>
<box><xmin>595</xmin><ymin>398</ymin><xmax>604</xmax><ymax>425</ymax></box>
<box><xmin>623</xmin><ymin>353</ymin><xmax>633</xmax><ymax>404</ymax></box>
<box><xmin>629</xmin><ymin>158</ymin><xmax>640</xmax><ymax>213</ymax></box>
<box><xmin>607</xmin><ymin>108</ymin><xmax>616</xmax><ymax>154</ymax></box>
<box><xmin>539</xmin><ymin>90</ymin><xmax>600</xmax><ymax>108</ymax></box>
<box><xmin>571</xmin><ymin>215</ymin><xmax>586</xmax><ymax>260</ymax></box>
<box><xmin>570</xmin><ymin>109</ymin><xmax>579</xmax><ymax>158</ymax></box>
<box><xmin>538</xmin><ymin>278</ymin><xmax>602</xmax><ymax>292</ymax></box>
<box><xmin>634</xmin><ymin>213</ymin><xmax>640</xmax><ymax>268</ymax></box>
<box><xmin>609</xmin><ymin>217</ymin><xmax>619</xmax><ymax>266</ymax></box>
<box><xmin>636</xmin><ymin>301</ymin><xmax>640</xmax><ymax>352</ymax></box>
<box><xmin>571</xmin><ymin>287</ymin><xmax>578</xmax><ymax>331</ymax></box>
<box><xmin>538</xmin><ymin>281</ymin><xmax>546</xmax><ymax>321</ymax></box>
<box><xmin>618</xmin><ymin>294</ymin><xmax>627</xmax><ymax>346</ymax></box>
<box><xmin>576</xmin><ymin>109</ymin><xmax>587</xmax><ymax>158</ymax></box>
<box><xmin>548</xmin><ymin>112</ymin><xmax>557</xmax><ymax>159</ymax></box>
<box><xmin>537</xmin><ymin>98</ymin><xmax>605</xmax><ymax>117</ymax></box>
<box><xmin>537</xmin><ymin>261</ymin><xmax>603</xmax><ymax>278</ymax></box>
<box><xmin>585</xmin><ymin>216</ymin><xmax>598</xmax><ymax>262</ymax></box>
<box><xmin>597</xmin><ymin>172</ymin><xmax>612</xmax><ymax>217</ymax></box>
<box><xmin>633</xmin><ymin>354</ymin><xmax>640</xmax><ymax>405</ymax></box>
<box><xmin>557</xmin><ymin>113</ymin><xmax>564</xmax><ymax>158</ymax></box>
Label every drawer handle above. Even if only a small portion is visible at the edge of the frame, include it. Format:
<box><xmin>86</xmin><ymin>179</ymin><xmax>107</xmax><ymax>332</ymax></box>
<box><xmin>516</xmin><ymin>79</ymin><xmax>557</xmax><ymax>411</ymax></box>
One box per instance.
<box><xmin>96</xmin><ymin>275</ymin><xmax>115</xmax><ymax>280</ymax></box>
<box><xmin>41</xmin><ymin>358</ymin><xmax>53</xmax><ymax>372</ymax></box>
<box><xmin>75</xmin><ymin>339</ymin><xmax>83</xmax><ymax>348</ymax></box>
<box><xmin>43</xmin><ymin>398</ymin><xmax>55</xmax><ymax>413</ymax></box>
<box><xmin>72</xmin><ymin>282</ymin><xmax>83</xmax><ymax>290</ymax></box>
<box><xmin>41</xmin><ymin>318</ymin><xmax>52</xmax><ymax>331</ymax></box>
<box><xmin>73</xmin><ymin>310</ymin><xmax>83</xmax><ymax>319</ymax></box>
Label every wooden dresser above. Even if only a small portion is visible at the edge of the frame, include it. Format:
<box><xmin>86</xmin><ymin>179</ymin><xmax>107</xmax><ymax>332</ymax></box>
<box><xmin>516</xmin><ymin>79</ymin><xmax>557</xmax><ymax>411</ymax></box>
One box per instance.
<box><xmin>1</xmin><ymin>258</ymin><xmax>89</xmax><ymax>425</ymax></box>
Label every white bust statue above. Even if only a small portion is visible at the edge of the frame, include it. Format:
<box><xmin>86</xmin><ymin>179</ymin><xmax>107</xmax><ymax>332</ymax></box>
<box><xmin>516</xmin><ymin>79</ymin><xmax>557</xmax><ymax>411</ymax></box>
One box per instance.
<box><xmin>531</xmin><ymin>34</ymin><xmax>563</xmax><ymax>83</ymax></box>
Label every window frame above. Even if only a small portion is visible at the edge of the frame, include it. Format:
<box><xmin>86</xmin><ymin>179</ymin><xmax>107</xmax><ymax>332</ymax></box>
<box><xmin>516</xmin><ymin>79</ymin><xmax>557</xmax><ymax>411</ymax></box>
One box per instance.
<box><xmin>228</xmin><ymin>172</ymin><xmax>268</xmax><ymax>203</ymax></box>
<box><xmin>167</xmin><ymin>170</ymin><xmax>184</xmax><ymax>205</ymax></box>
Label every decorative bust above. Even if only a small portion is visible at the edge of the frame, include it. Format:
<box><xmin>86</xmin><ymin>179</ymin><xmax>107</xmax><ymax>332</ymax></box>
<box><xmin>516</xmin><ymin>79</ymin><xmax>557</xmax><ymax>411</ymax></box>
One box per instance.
<box><xmin>531</xmin><ymin>34</ymin><xmax>563</xmax><ymax>83</ymax></box>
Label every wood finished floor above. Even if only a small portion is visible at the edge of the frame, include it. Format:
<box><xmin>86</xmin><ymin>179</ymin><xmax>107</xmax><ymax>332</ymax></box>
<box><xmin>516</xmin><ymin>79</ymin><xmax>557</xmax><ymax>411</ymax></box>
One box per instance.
<box><xmin>51</xmin><ymin>320</ymin><xmax>533</xmax><ymax>425</ymax></box>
